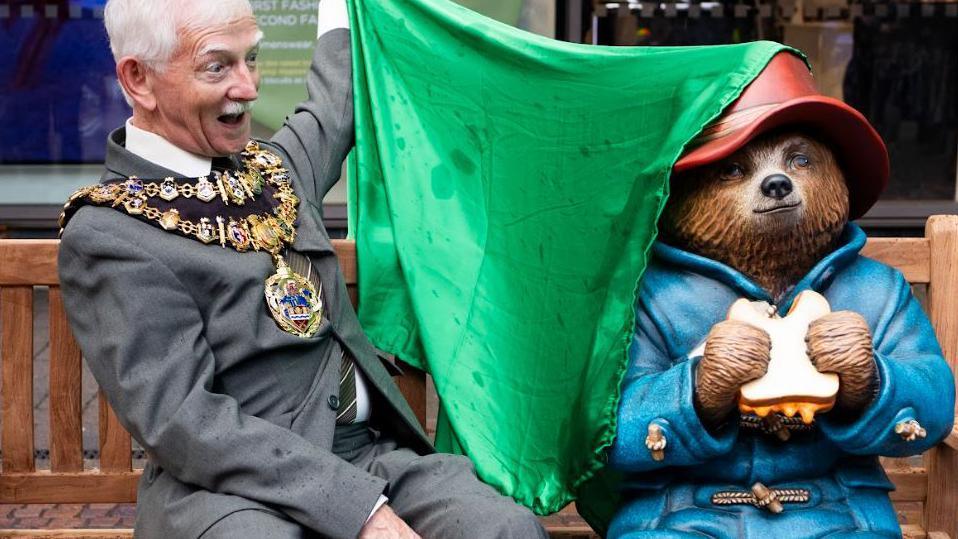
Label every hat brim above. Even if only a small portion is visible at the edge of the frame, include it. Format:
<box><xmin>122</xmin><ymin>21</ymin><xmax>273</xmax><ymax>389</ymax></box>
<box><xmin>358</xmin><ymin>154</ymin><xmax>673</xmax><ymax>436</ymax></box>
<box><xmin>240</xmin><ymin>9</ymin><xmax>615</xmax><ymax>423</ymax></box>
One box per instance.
<box><xmin>674</xmin><ymin>96</ymin><xmax>889</xmax><ymax>220</ymax></box>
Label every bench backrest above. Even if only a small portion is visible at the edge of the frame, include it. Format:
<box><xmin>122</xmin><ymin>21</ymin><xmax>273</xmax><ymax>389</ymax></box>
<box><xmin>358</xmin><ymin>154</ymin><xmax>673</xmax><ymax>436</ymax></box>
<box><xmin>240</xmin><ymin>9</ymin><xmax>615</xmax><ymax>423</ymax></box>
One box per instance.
<box><xmin>0</xmin><ymin>240</ymin><xmax>386</xmax><ymax>504</ymax></box>
<box><xmin>1</xmin><ymin>219</ymin><xmax>956</xmax><ymax>536</ymax></box>
<box><xmin>0</xmin><ymin>240</ymin><xmax>141</xmax><ymax>504</ymax></box>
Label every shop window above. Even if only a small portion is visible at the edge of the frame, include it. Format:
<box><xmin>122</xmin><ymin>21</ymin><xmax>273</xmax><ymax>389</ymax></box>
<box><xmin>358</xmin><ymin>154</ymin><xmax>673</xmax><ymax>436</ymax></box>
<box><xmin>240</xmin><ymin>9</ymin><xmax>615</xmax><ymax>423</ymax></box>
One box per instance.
<box><xmin>0</xmin><ymin>0</ymin><xmax>126</xmax><ymax>164</ymax></box>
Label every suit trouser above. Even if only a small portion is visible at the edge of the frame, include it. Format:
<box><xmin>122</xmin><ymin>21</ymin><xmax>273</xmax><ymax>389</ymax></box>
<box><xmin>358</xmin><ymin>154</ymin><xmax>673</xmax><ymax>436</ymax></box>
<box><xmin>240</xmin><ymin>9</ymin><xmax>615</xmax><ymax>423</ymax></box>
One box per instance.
<box><xmin>199</xmin><ymin>424</ymin><xmax>547</xmax><ymax>539</ymax></box>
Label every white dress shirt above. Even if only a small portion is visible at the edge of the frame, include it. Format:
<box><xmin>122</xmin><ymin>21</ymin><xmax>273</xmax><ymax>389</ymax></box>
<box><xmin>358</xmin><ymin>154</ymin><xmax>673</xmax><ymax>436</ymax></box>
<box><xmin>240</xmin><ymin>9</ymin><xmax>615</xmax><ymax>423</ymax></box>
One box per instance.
<box><xmin>125</xmin><ymin>119</ymin><xmax>212</xmax><ymax>177</ymax></box>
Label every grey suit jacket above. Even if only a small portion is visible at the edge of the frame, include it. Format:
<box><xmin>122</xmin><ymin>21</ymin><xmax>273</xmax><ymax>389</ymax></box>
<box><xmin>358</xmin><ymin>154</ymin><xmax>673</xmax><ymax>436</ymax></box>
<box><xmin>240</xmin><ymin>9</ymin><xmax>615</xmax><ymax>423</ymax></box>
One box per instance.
<box><xmin>59</xmin><ymin>29</ymin><xmax>431</xmax><ymax>539</ymax></box>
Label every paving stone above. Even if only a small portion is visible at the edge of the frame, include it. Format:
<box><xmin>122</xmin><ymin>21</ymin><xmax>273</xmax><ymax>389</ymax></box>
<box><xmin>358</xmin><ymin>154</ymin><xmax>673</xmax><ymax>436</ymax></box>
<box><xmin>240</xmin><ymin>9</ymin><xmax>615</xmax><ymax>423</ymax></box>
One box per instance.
<box><xmin>46</xmin><ymin>516</ymin><xmax>87</xmax><ymax>528</ymax></box>
<box><xmin>13</xmin><ymin>517</ymin><xmax>54</xmax><ymax>528</ymax></box>
<box><xmin>0</xmin><ymin>504</ymin><xmax>138</xmax><ymax>530</ymax></box>
<box><xmin>41</xmin><ymin>504</ymin><xmax>84</xmax><ymax>518</ymax></box>
<box><xmin>110</xmin><ymin>504</ymin><xmax>137</xmax><ymax>518</ymax></box>
<box><xmin>12</xmin><ymin>505</ymin><xmax>48</xmax><ymax>518</ymax></box>
<box><xmin>79</xmin><ymin>504</ymin><xmax>114</xmax><ymax>519</ymax></box>
<box><xmin>86</xmin><ymin>516</ymin><xmax>122</xmax><ymax>528</ymax></box>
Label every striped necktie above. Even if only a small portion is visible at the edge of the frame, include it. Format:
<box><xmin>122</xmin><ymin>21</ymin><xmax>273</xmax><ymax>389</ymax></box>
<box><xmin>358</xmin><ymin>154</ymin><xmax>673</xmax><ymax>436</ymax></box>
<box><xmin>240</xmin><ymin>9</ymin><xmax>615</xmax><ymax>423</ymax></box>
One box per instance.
<box><xmin>337</xmin><ymin>351</ymin><xmax>359</xmax><ymax>424</ymax></box>
<box><xmin>285</xmin><ymin>251</ymin><xmax>358</xmax><ymax>424</ymax></box>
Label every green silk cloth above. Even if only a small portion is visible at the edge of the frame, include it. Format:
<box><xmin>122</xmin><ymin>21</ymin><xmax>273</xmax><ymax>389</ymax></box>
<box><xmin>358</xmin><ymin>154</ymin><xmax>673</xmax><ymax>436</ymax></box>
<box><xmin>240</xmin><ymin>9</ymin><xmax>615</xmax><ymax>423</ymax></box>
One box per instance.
<box><xmin>347</xmin><ymin>0</ymin><xmax>790</xmax><ymax>521</ymax></box>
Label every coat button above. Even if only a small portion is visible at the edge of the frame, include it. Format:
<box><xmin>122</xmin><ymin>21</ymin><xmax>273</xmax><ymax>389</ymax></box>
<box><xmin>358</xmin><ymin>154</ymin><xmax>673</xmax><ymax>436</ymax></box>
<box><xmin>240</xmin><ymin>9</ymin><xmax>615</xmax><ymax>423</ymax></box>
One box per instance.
<box><xmin>328</xmin><ymin>395</ymin><xmax>340</xmax><ymax>410</ymax></box>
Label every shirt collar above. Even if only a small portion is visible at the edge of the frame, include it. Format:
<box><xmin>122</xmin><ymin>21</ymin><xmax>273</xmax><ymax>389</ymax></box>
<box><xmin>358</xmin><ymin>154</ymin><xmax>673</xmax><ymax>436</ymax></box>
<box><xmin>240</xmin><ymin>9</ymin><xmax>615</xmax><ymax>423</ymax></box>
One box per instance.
<box><xmin>124</xmin><ymin>118</ymin><xmax>212</xmax><ymax>177</ymax></box>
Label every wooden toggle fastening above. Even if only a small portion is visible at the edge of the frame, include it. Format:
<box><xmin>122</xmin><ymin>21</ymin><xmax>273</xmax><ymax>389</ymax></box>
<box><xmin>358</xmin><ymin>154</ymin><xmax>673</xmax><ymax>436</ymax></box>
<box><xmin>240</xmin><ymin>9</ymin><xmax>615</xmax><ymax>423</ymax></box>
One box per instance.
<box><xmin>895</xmin><ymin>419</ymin><xmax>927</xmax><ymax>442</ymax></box>
<box><xmin>751</xmin><ymin>482</ymin><xmax>784</xmax><ymax>514</ymax></box>
<box><xmin>645</xmin><ymin>423</ymin><xmax>667</xmax><ymax>461</ymax></box>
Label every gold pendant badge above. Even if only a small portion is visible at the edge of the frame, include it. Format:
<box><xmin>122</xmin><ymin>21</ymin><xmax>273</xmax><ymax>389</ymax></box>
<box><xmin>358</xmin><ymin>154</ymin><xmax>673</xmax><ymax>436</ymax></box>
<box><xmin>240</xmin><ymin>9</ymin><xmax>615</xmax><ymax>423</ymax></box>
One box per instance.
<box><xmin>264</xmin><ymin>257</ymin><xmax>323</xmax><ymax>338</ymax></box>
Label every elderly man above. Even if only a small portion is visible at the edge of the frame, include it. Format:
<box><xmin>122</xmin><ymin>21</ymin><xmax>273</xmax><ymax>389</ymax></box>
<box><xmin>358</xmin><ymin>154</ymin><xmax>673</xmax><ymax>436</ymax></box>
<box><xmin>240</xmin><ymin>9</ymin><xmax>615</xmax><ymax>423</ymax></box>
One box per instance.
<box><xmin>57</xmin><ymin>1</ymin><xmax>548</xmax><ymax>538</ymax></box>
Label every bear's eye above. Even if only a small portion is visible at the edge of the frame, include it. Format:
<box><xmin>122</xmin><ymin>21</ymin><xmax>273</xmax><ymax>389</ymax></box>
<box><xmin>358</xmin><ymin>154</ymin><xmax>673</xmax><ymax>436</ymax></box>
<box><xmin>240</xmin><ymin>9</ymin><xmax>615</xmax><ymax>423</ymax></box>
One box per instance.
<box><xmin>720</xmin><ymin>163</ymin><xmax>745</xmax><ymax>181</ymax></box>
<box><xmin>791</xmin><ymin>154</ymin><xmax>810</xmax><ymax>169</ymax></box>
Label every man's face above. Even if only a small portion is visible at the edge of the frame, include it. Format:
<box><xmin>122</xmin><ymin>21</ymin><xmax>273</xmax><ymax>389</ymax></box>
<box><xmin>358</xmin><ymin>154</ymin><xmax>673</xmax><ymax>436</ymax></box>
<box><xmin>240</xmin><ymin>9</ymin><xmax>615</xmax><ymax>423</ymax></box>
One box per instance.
<box><xmin>148</xmin><ymin>16</ymin><xmax>261</xmax><ymax>157</ymax></box>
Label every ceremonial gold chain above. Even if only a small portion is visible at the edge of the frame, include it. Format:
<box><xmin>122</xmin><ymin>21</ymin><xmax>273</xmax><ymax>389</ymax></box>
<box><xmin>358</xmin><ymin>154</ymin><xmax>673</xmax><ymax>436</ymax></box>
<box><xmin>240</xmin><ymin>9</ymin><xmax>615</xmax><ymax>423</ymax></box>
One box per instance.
<box><xmin>60</xmin><ymin>141</ymin><xmax>299</xmax><ymax>256</ymax></box>
<box><xmin>59</xmin><ymin>141</ymin><xmax>328</xmax><ymax>338</ymax></box>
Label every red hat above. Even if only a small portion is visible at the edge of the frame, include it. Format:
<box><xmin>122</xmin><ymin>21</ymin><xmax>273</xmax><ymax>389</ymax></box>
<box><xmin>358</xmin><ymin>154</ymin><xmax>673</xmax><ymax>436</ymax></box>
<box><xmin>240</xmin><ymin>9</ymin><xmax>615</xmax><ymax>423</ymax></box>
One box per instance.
<box><xmin>675</xmin><ymin>51</ymin><xmax>888</xmax><ymax>220</ymax></box>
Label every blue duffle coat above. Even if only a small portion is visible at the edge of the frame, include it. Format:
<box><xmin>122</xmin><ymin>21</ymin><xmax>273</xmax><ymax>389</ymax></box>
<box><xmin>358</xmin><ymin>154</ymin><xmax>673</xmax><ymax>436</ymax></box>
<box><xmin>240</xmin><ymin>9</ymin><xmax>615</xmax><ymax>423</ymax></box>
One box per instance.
<box><xmin>609</xmin><ymin>225</ymin><xmax>955</xmax><ymax>538</ymax></box>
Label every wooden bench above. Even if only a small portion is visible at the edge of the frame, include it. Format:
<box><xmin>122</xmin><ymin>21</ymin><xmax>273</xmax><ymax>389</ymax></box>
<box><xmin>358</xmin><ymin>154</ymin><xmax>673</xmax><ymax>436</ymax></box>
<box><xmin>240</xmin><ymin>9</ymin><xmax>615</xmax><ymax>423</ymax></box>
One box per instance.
<box><xmin>2</xmin><ymin>217</ymin><xmax>958</xmax><ymax>538</ymax></box>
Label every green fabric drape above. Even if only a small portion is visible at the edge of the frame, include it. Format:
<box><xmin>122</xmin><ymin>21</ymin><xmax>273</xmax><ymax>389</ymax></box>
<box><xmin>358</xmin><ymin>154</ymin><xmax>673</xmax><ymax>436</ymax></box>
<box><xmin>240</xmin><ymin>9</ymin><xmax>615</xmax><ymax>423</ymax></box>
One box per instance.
<box><xmin>347</xmin><ymin>0</ymin><xmax>790</xmax><ymax>519</ymax></box>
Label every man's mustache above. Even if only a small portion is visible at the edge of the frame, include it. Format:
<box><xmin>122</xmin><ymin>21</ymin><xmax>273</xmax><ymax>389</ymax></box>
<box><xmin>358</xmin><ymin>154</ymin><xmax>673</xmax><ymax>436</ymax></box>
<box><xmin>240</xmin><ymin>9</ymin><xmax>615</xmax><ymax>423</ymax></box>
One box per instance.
<box><xmin>221</xmin><ymin>100</ymin><xmax>257</xmax><ymax>116</ymax></box>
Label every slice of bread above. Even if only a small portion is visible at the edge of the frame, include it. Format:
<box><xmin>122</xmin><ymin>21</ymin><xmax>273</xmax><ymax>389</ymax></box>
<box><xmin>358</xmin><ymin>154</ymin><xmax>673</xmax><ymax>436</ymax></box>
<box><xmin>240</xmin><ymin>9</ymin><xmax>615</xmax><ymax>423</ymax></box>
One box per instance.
<box><xmin>736</xmin><ymin>290</ymin><xmax>839</xmax><ymax>424</ymax></box>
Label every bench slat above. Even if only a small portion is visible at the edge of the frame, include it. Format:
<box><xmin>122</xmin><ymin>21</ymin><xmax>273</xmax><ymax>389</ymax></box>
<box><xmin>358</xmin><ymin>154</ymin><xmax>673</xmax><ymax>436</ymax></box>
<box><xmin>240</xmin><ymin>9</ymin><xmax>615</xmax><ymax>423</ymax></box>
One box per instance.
<box><xmin>395</xmin><ymin>360</ymin><xmax>428</xmax><ymax>429</ymax></box>
<box><xmin>861</xmin><ymin>237</ymin><xmax>930</xmax><ymax>284</ymax></box>
<box><xmin>0</xmin><ymin>471</ymin><xmax>139</xmax><ymax>503</ymax></box>
<box><xmin>543</xmin><ymin>528</ymin><xmax>599</xmax><ymax>539</ymax></box>
<box><xmin>0</xmin><ymin>241</ymin><xmax>59</xmax><ymax>286</ymax></box>
<box><xmin>98</xmin><ymin>391</ymin><xmax>132</xmax><ymax>473</ymax></box>
<box><xmin>896</xmin><ymin>501</ymin><xmax>926</xmax><ymax>527</ymax></box>
<box><xmin>332</xmin><ymin>239</ymin><xmax>357</xmax><ymax>284</ymax></box>
<box><xmin>49</xmin><ymin>287</ymin><xmax>85</xmax><ymax>473</ymax></box>
<box><xmin>333</xmin><ymin>240</ymin><xmax>360</xmax><ymax>307</ymax></box>
<box><xmin>1</xmin><ymin>286</ymin><xmax>35</xmax><ymax>473</ymax></box>
<box><xmin>889</xmin><ymin>467</ymin><xmax>929</xmax><ymax>502</ymax></box>
<box><xmin>902</xmin><ymin>525</ymin><xmax>930</xmax><ymax>539</ymax></box>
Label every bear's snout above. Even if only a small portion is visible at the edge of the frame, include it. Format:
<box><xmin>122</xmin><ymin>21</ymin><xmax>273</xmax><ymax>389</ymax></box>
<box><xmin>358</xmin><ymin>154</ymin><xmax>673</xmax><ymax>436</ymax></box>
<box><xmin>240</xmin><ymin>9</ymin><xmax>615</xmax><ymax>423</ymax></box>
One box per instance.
<box><xmin>760</xmin><ymin>174</ymin><xmax>793</xmax><ymax>200</ymax></box>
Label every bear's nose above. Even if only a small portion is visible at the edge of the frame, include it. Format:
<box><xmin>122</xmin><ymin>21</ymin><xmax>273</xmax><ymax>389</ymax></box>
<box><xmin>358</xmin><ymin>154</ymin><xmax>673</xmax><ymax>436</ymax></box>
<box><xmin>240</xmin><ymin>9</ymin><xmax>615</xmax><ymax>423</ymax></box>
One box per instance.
<box><xmin>760</xmin><ymin>174</ymin><xmax>793</xmax><ymax>200</ymax></box>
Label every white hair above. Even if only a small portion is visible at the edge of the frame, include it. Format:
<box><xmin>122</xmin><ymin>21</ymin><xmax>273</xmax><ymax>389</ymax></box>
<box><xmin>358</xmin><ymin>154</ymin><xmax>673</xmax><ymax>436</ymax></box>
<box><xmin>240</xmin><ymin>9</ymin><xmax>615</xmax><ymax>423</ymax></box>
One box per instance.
<box><xmin>104</xmin><ymin>0</ymin><xmax>255</xmax><ymax>72</ymax></box>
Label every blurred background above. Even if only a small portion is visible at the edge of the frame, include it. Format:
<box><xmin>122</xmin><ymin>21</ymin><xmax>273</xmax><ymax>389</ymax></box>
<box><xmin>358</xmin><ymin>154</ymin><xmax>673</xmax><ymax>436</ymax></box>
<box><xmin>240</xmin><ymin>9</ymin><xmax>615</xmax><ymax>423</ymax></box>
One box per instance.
<box><xmin>0</xmin><ymin>0</ymin><xmax>955</xmax><ymax>238</ymax></box>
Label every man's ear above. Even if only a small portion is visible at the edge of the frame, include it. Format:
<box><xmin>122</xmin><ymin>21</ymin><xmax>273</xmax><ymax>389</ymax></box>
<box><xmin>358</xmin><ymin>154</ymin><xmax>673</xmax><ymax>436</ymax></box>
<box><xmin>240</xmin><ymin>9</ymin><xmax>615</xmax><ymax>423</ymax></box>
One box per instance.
<box><xmin>116</xmin><ymin>57</ymin><xmax>157</xmax><ymax>111</ymax></box>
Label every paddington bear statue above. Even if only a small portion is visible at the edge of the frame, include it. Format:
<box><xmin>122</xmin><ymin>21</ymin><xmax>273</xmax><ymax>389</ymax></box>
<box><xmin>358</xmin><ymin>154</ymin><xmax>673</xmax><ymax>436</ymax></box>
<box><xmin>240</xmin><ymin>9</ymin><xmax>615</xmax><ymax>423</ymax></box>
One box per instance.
<box><xmin>608</xmin><ymin>51</ymin><xmax>956</xmax><ymax>538</ymax></box>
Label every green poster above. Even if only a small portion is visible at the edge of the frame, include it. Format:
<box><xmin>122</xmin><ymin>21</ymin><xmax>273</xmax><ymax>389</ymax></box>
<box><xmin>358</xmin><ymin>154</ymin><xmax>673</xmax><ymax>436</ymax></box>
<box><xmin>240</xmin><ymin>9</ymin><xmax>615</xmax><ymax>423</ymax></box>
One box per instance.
<box><xmin>251</xmin><ymin>0</ymin><xmax>538</xmax><ymax>133</ymax></box>
<box><xmin>251</xmin><ymin>0</ymin><xmax>319</xmax><ymax>131</ymax></box>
